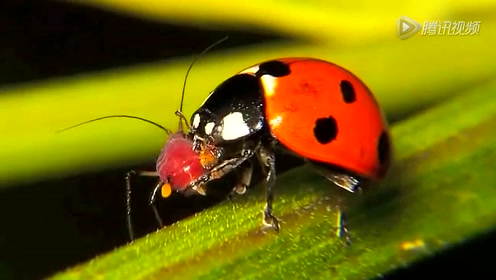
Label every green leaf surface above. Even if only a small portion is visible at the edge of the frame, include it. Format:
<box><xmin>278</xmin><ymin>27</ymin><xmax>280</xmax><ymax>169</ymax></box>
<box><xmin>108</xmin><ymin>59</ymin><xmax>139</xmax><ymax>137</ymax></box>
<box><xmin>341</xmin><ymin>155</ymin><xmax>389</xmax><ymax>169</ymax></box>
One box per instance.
<box><xmin>50</xmin><ymin>78</ymin><xmax>496</xmax><ymax>279</ymax></box>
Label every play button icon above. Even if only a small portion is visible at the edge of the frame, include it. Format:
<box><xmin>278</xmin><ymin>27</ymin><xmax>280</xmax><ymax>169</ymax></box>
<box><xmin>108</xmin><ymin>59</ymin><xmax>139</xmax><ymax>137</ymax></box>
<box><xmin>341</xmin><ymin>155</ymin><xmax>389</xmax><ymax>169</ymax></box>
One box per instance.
<box><xmin>396</xmin><ymin>16</ymin><xmax>421</xmax><ymax>40</ymax></box>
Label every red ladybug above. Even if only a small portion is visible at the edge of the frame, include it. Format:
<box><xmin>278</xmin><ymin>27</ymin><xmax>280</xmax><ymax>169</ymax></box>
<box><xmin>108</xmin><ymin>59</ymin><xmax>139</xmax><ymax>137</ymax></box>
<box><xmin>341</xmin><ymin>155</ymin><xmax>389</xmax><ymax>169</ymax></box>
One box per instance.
<box><xmin>184</xmin><ymin>57</ymin><xmax>392</xmax><ymax>237</ymax></box>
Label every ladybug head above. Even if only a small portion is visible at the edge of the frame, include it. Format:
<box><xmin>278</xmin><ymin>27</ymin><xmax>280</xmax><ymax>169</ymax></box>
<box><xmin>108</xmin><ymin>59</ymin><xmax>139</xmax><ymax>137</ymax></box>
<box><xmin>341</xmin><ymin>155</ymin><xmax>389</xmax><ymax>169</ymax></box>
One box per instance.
<box><xmin>190</xmin><ymin>107</ymin><xmax>263</xmax><ymax>147</ymax></box>
<box><xmin>189</xmin><ymin>108</ymin><xmax>224</xmax><ymax>143</ymax></box>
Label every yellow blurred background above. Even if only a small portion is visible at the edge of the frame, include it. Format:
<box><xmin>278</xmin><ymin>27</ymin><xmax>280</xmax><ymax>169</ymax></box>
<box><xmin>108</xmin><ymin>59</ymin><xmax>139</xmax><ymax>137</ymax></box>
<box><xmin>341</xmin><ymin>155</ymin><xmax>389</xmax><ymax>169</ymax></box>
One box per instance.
<box><xmin>0</xmin><ymin>1</ymin><xmax>494</xmax><ymax>278</ymax></box>
<box><xmin>0</xmin><ymin>0</ymin><xmax>494</xmax><ymax>187</ymax></box>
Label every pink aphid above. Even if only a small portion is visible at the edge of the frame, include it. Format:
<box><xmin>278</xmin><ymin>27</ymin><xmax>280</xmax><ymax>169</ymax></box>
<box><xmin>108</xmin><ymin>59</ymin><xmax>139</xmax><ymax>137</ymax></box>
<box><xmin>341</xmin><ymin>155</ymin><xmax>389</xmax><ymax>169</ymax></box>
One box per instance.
<box><xmin>57</xmin><ymin>115</ymin><xmax>214</xmax><ymax>241</ymax></box>
<box><xmin>155</xmin><ymin>132</ymin><xmax>207</xmax><ymax>196</ymax></box>
<box><xmin>58</xmin><ymin>37</ymin><xmax>229</xmax><ymax>241</ymax></box>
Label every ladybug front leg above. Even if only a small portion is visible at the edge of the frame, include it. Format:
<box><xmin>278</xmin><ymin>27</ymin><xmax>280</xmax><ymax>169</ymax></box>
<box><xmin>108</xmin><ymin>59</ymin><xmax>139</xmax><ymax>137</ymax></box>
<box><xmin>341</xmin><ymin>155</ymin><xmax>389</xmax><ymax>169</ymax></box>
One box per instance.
<box><xmin>257</xmin><ymin>146</ymin><xmax>280</xmax><ymax>232</ymax></box>
<box><xmin>186</xmin><ymin>144</ymin><xmax>259</xmax><ymax>195</ymax></box>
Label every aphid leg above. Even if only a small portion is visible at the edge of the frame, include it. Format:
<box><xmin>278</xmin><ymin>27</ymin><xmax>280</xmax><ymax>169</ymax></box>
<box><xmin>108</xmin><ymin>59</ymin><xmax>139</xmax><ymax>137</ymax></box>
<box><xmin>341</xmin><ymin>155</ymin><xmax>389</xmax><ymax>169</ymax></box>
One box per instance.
<box><xmin>227</xmin><ymin>161</ymin><xmax>253</xmax><ymax>200</ymax></box>
<box><xmin>336</xmin><ymin>209</ymin><xmax>352</xmax><ymax>246</ymax></box>
<box><xmin>125</xmin><ymin>170</ymin><xmax>159</xmax><ymax>242</ymax></box>
<box><xmin>148</xmin><ymin>179</ymin><xmax>165</xmax><ymax>230</ymax></box>
<box><xmin>257</xmin><ymin>146</ymin><xmax>280</xmax><ymax>232</ymax></box>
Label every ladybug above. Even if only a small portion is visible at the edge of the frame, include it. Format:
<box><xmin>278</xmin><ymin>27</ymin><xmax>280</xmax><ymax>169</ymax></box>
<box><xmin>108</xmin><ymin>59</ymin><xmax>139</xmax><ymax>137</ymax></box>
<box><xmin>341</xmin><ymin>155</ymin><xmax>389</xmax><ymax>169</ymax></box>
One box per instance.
<box><xmin>183</xmin><ymin>57</ymin><xmax>392</xmax><ymax>235</ymax></box>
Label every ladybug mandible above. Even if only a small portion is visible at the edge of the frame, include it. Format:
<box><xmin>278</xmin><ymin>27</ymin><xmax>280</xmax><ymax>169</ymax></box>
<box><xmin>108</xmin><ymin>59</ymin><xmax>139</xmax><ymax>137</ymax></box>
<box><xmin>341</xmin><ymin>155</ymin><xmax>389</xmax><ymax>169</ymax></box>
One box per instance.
<box><xmin>184</xmin><ymin>57</ymin><xmax>392</xmax><ymax>237</ymax></box>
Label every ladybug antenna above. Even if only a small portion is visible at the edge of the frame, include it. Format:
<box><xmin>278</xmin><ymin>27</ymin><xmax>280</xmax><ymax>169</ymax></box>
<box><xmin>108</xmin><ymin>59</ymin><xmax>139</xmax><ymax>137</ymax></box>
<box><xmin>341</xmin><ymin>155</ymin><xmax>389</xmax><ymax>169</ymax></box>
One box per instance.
<box><xmin>177</xmin><ymin>36</ymin><xmax>229</xmax><ymax>132</ymax></box>
<box><xmin>57</xmin><ymin>115</ymin><xmax>172</xmax><ymax>135</ymax></box>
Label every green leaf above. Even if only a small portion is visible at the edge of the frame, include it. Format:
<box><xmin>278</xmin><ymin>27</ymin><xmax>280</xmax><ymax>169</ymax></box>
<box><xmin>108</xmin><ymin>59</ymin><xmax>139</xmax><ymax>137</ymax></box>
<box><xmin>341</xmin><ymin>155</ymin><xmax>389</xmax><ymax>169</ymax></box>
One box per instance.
<box><xmin>50</xmin><ymin>78</ymin><xmax>496</xmax><ymax>279</ymax></box>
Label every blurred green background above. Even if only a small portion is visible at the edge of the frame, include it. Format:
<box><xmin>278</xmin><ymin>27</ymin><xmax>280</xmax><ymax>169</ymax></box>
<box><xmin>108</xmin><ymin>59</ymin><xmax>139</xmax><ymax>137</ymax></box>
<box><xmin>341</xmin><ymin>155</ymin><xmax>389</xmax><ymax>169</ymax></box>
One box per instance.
<box><xmin>0</xmin><ymin>0</ymin><xmax>495</xmax><ymax>279</ymax></box>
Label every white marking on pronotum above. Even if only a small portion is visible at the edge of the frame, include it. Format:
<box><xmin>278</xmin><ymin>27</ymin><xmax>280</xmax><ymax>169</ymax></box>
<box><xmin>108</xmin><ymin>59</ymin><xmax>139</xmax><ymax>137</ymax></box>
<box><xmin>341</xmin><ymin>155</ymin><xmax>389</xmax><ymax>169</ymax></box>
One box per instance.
<box><xmin>261</xmin><ymin>75</ymin><xmax>278</xmax><ymax>97</ymax></box>
<box><xmin>204</xmin><ymin>122</ymin><xmax>215</xmax><ymax>135</ymax></box>
<box><xmin>221</xmin><ymin>112</ymin><xmax>251</xmax><ymax>140</ymax></box>
<box><xmin>192</xmin><ymin>114</ymin><xmax>200</xmax><ymax>128</ymax></box>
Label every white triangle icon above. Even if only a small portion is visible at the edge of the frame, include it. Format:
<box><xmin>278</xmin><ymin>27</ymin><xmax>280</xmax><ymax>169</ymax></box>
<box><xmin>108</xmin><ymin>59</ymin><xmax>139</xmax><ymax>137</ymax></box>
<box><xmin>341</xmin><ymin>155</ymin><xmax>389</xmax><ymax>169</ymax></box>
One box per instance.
<box><xmin>396</xmin><ymin>16</ymin><xmax>421</xmax><ymax>40</ymax></box>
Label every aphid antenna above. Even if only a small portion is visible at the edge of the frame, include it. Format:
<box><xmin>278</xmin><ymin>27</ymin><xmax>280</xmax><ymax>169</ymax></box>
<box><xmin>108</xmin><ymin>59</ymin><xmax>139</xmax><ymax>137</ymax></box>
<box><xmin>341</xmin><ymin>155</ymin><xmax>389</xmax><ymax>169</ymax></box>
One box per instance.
<box><xmin>56</xmin><ymin>115</ymin><xmax>172</xmax><ymax>135</ymax></box>
<box><xmin>57</xmin><ymin>37</ymin><xmax>229</xmax><ymax>136</ymax></box>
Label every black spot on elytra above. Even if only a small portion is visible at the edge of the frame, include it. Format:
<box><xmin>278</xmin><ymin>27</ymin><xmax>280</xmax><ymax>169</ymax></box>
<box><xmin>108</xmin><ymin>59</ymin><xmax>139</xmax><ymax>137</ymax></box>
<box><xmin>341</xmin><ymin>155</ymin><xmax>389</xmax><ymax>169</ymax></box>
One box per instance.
<box><xmin>313</xmin><ymin>116</ymin><xmax>338</xmax><ymax>144</ymax></box>
<box><xmin>256</xmin><ymin>60</ymin><xmax>291</xmax><ymax>78</ymax></box>
<box><xmin>340</xmin><ymin>80</ymin><xmax>356</xmax><ymax>103</ymax></box>
<box><xmin>378</xmin><ymin>131</ymin><xmax>390</xmax><ymax>165</ymax></box>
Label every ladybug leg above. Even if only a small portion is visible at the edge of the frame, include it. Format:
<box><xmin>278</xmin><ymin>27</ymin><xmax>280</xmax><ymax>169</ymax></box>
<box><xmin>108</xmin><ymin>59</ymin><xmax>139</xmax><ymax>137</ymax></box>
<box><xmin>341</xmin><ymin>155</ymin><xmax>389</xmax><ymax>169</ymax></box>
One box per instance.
<box><xmin>257</xmin><ymin>146</ymin><xmax>280</xmax><ymax>232</ymax></box>
<box><xmin>227</xmin><ymin>161</ymin><xmax>253</xmax><ymax>200</ymax></box>
<box><xmin>326</xmin><ymin>174</ymin><xmax>361</xmax><ymax>193</ymax></box>
<box><xmin>186</xmin><ymin>144</ymin><xmax>259</xmax><ymax>195</ymax></box>
<box><xmin>309</xmin><ymin>162</ymin><xmax>357</xmax><ymax>245</ymax></box>
<box><xmin>125</xmin><ymin>170</ymin><xmax>161</xmax><ymax>242</ymax></box>
<box><xmin>310</xmin><ymin>161</ymin><xmax>361</xmax><ymax>193</ymax></box>
<box><xmin>335</xmin><ymin>210</ymin><xmax>352</xmax><ymax>246</ymax></box>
